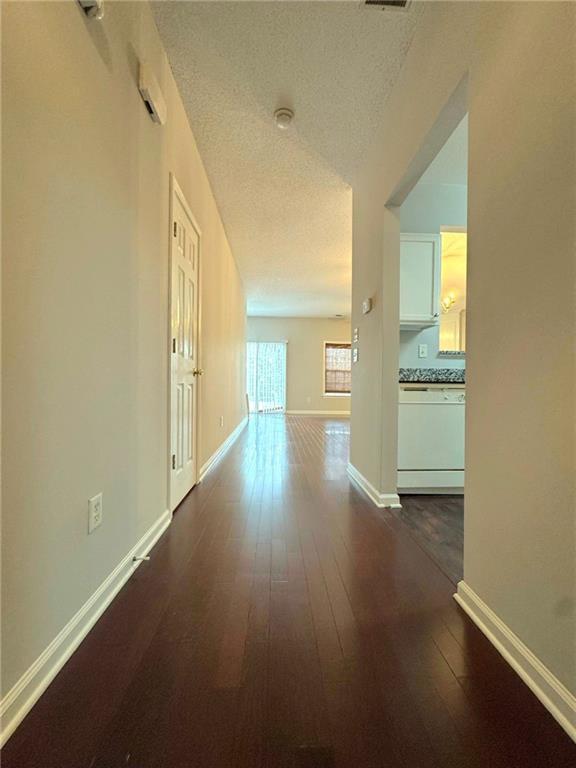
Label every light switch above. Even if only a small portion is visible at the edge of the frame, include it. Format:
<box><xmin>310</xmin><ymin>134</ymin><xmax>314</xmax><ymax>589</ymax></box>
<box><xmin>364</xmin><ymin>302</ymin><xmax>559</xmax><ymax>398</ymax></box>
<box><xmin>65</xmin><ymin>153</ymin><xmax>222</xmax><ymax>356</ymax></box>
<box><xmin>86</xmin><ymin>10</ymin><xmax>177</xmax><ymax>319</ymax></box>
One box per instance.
<box><xmin>418</xmin><ymin>344</ymin><xmax>428</xmax><ymax>359</ymax></box>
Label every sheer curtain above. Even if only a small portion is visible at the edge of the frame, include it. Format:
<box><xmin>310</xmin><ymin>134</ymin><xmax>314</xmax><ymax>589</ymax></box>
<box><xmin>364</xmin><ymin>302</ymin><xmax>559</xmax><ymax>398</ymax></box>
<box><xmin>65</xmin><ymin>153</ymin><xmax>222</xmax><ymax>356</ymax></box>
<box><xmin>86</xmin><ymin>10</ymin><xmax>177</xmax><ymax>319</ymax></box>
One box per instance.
<box><xmin>246</xmin><ymin>342</ymin><xmax>287</xmax><ymax>413</ymax></box>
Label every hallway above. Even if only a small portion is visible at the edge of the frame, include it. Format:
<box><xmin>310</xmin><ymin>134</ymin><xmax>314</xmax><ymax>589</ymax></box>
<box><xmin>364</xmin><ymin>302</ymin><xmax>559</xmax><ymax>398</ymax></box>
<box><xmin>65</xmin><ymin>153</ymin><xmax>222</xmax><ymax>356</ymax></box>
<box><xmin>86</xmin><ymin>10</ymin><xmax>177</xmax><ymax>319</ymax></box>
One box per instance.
<box><xmin>3</xmin><ymin>416</ymin><xmax>574</xmax><ymax>768</ymax></box>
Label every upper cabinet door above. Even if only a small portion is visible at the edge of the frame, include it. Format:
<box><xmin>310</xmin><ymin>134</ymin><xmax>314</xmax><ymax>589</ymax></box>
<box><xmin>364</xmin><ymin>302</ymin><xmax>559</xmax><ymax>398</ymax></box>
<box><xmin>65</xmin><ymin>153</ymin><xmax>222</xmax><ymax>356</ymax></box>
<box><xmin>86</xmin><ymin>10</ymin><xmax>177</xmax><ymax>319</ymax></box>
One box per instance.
<box><xmin>399</xmin><ymin>234</ymin><xmax>441</xmax><ymax>329</ymax></box>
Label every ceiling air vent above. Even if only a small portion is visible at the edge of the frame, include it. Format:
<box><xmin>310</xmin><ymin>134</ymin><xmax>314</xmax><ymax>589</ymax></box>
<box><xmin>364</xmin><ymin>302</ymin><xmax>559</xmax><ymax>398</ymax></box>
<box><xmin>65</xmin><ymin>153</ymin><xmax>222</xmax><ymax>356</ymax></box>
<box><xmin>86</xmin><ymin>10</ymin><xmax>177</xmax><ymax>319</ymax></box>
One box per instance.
<box><xmin>365</xmin><ymin>0</ymin><xmax>412</xmax><ymax>10</ymax></box>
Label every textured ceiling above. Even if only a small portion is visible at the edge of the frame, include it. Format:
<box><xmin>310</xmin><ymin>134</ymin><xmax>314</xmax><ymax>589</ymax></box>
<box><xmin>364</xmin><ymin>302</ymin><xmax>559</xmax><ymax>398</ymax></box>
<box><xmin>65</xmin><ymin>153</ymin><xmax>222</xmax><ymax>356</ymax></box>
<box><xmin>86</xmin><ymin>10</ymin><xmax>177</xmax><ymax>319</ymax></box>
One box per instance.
<box><xmin>153</xmin><ymin>1</ymin><xmax>421</xmax><ymax>317</ymax></box>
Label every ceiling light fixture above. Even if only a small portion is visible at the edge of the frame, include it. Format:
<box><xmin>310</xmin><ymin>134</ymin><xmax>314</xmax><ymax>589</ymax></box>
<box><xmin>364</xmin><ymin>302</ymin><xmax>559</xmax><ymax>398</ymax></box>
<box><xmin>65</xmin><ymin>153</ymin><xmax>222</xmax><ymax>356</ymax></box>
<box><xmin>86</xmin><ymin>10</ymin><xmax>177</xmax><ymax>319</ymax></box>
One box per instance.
<box><xmin>274</xmin><ymin>108</ymin><xmax>294</xmax><ymax>130</ymax></box>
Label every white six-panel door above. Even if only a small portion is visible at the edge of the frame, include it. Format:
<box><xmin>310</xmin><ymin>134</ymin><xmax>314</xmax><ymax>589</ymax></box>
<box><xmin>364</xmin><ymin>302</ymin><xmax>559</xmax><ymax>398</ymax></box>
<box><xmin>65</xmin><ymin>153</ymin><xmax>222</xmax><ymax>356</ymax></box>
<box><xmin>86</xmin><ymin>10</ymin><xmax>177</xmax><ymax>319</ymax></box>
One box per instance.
<box><xmin>170</xmin><ymin>177</ymin><xmax>201</xmax><ymax>512</ymax></box>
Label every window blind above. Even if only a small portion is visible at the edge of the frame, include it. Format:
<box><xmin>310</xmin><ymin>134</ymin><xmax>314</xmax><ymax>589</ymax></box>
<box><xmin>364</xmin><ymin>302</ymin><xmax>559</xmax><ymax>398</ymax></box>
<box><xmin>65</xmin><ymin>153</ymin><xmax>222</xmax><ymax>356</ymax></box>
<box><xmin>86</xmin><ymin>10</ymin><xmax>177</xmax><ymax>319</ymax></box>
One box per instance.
<box><xmin>324</xmin><ymin>343</ymin><xmax>351</xmax><ymax>394</ymax></box>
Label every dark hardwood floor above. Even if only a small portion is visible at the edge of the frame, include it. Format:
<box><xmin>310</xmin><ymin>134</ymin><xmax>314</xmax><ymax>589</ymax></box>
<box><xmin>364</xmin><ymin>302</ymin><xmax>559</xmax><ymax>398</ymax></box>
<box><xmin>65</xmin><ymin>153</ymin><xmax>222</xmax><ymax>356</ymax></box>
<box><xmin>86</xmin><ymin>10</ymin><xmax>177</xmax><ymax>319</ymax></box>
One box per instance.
<box><xmin>2</xmin><ymin>415</ymin><xmax>574</xmax><ymax>767</ymax></box>
<box><xmin>395</xmin><ymin>495</ymin><xmax>464</xmax><ymax>584</ymax></box>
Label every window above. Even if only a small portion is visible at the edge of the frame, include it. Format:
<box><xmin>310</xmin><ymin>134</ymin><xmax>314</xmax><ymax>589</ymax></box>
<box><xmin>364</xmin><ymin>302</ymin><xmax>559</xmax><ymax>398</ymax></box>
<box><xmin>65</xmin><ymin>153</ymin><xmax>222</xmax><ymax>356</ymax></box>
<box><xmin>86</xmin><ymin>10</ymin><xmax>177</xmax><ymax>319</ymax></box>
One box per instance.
<box><xmin>324</xmin><ymin>342</ymin><xmax>351</xmax><ymax>396</ymax></box>
<box><xmin>246</xmin><ymin>341</ymin><xmax>287</xmax><ymax>413</ymax></box>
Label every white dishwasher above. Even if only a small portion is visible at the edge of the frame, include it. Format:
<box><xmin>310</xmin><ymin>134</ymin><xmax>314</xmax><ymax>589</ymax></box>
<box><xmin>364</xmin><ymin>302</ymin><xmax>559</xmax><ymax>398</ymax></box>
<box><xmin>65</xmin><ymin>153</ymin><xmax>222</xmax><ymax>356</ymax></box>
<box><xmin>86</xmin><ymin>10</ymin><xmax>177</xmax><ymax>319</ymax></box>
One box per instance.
<box><xmin>397</xmin><ymin>385</ymin><xmax>465</xmax><ymax>493</ymax></box>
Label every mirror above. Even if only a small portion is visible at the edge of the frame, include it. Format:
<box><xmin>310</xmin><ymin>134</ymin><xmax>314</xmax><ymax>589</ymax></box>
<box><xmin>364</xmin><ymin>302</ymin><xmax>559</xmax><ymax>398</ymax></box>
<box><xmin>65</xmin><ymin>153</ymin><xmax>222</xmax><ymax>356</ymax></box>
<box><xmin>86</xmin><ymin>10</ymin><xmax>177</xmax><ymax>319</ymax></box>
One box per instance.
<box><xmin>439</xmin><ymin>231</ymin><xmax>467</xmax><ymax>354</ymax></box>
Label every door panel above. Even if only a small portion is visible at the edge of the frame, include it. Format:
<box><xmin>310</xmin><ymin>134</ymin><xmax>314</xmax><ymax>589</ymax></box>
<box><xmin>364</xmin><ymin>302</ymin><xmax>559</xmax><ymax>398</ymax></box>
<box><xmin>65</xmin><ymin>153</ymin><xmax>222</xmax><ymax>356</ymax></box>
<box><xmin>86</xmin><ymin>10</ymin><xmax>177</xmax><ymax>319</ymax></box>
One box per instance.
<box><xmin>176</xmin><ymin>383</ymin><xmax>184</xmax><ymax>470</ymax></box>
<box><xmin>186</xmin><ymin>278</ymin><xmax>194</xmax><ymax>358</ymax></box>
<box><xmin>186</xmin><ymin>383</ymin><xmax>193</xmax><ymax>461</ymax></box>
<box><xmin>177</xmin><ymin>266</ymin><xmax>185</xmax><ymax>355</ymax></box>
<box><xmin>170</xmin><ymin>178</ymin><xmax>201</xmax><ymax>511</ymax></box>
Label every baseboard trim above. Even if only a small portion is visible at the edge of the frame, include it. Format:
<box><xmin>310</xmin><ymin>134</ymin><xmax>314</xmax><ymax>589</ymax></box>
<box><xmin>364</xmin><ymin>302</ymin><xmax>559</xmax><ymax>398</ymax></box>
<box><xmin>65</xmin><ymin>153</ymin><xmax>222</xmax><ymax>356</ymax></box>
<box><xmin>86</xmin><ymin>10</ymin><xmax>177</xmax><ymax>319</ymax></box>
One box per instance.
<box><xmin>397</xmin><ymin>469</ymin><xmax>464</xmax><ymax>493</ymax></box>
<box><xmin>347</xmin><ymin>462</ymin><xmax>401</xmax><ymax>509</ymax></box>
<box><xmin>286</xmin><ymin>410</ymin><xmax>350</xmax><ymax>416</ymax></box>
<box><xmin>0</xmin><ymin>509</ymin><xmax>172</xmax><ymax>747</ymax></box>
<box><xmin>454</xmin><ymin>581</ymin><xmax>576</xmax><ymax>742</ymax></box>
<box><xmin>199</xmin><ymin>416</ymin><xmax>247</xmax><ymax>482</ymax></box>
<box><xmin>399</xmin><ymin>488</ymin><xmax>464</xmax><ymax>495</ymax></box>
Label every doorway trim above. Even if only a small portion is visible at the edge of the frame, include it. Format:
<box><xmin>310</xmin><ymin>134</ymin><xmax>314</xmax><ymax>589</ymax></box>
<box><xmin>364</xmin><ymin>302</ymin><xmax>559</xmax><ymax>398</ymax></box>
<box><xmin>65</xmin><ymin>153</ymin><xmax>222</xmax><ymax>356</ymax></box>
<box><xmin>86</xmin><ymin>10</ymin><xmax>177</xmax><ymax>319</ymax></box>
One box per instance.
<box><xmin>167</xmin><ymin>173</ymin><xmax>202</xmax><ymax>513</ymax></box>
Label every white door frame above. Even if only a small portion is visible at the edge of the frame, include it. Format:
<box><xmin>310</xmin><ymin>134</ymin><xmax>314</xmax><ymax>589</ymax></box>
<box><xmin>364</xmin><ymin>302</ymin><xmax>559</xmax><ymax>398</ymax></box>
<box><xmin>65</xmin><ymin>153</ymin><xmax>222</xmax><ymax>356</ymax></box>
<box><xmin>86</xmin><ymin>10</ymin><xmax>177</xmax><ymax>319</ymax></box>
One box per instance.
<box><xmin>168</xmin><ymin>173</ymin><xmax>202</xmax><ymax>512</ymax></box>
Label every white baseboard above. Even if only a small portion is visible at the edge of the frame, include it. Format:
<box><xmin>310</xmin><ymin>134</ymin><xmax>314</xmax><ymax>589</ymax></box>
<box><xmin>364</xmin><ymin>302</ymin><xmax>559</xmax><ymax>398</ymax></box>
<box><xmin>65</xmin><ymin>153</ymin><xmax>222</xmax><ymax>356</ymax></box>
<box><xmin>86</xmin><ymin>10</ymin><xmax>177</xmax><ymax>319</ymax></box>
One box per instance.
<box><xmin>199</xmin><ymin>416</ymin><xmax>247</xmax><ymax>481</ymax></box>
<box><xmin>0</xmin><ymin>509</ymin><xmax>172</xmax><ymax>748</ymax></box>
<box><xmin>455</xmin><ymin>581</ymin><xmax>576</xmax><ymax>742</ymax></box>
<box><xmin>398</xmin><ymin>469</ymin><xmax>464</xmax><ymax>494</ymax></box>
<box><xmin>399</xmin><ymin>488</ymin><xmax>464</xmax><ymax>495</ymax></box>
<box><xmin>286</xmin><ymin>410</ymin><xmax>350</xmax><ymax>416</ymax></box>
<box><xmin>347</xmin><ymin>462</ymin><xmax>401</xmax><ymax>509</ymax></box>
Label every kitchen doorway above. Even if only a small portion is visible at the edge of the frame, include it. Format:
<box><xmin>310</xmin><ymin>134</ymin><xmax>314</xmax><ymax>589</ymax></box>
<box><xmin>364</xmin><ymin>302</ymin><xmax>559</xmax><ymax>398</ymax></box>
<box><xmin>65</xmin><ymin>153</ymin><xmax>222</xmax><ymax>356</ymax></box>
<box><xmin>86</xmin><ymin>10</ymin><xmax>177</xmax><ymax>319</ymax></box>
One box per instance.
<box><xmin>395</xmin><ymin>114</ymin><xmax>468</xmax><ymax>583</ymax></box>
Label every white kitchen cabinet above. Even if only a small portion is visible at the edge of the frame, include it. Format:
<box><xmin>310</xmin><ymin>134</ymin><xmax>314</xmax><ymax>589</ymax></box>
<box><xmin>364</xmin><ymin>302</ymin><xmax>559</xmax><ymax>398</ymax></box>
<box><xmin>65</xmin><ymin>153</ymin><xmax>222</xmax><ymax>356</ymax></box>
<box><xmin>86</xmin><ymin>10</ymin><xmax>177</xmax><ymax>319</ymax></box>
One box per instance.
<box><xmin>397</xmin><ymin>385</ymin><xmax>465</xmax><ymax>493</ymax></box>
<box><xmin>399</xmin><ymin>234</ymin><xmax>441</xmax><ymax>330</ymax></box>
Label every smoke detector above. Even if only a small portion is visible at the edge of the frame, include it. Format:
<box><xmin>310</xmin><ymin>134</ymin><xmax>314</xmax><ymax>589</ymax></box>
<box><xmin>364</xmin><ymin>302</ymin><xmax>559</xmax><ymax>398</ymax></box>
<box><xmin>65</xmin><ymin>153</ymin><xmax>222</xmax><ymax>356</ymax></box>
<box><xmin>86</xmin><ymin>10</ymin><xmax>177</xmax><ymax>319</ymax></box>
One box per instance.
<box><xmin>274</xmin><ymin>108</ymin><xmax>294</xmax><ymax>130</ymax></box>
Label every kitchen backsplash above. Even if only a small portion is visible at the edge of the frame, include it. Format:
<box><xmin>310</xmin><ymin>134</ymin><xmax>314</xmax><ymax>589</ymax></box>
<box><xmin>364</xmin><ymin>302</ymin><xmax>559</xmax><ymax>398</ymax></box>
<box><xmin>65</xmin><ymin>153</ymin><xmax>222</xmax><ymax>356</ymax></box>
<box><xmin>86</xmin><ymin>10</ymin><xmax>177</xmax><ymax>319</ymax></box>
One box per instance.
<box><xmin>399</xmin><ymin>367</ymin><xmax>466</xmax><ymax>384</ymax></box>
<box><xmin>399</xmin><ymin>326</ymin><xmax>465</xmax><ymax>370</ymax></box>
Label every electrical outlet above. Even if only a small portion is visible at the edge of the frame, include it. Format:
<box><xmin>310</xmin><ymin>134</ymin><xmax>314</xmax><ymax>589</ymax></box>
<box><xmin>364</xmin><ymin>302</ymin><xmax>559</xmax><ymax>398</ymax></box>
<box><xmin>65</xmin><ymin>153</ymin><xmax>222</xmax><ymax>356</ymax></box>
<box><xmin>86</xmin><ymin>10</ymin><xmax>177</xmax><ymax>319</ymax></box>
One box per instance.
<box><xmin>418</xmin><ymin>344</ymin><xmax>428</xmax><ymax>359</ymax></box>
<box><xmin>219</xmin><ymin>416</ymin><xmax>224</xmax><ymax>428</ymax></box>
<box><xmin>88</xmin><ymin>493</ymin><xmax>103</xmax><ymax>534</ymax></box>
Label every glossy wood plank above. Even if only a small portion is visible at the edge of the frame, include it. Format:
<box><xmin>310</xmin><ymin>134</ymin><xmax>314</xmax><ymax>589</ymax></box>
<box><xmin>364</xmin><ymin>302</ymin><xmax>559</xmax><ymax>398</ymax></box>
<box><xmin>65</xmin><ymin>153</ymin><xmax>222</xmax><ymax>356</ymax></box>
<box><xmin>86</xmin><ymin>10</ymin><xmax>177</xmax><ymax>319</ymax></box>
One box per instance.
<box><xmin>2</xmin><ymin>415</ymin><xmax>574</xmax><ymax>768</ymax></box>
<box><xmin>395</xmin><ymin>495</ymin><xmax>464</xmax><ymax>584</ymax></box>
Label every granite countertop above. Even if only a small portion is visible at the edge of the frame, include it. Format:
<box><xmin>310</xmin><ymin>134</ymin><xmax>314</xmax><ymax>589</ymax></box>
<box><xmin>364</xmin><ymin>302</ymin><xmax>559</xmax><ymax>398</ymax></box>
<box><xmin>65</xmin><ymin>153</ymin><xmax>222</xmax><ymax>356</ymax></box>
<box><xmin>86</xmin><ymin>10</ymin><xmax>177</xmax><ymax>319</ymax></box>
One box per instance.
<box><xmin>399</xmin><ymin>367</ymin><xmax>466</xmax><ymax>384</ymax></box>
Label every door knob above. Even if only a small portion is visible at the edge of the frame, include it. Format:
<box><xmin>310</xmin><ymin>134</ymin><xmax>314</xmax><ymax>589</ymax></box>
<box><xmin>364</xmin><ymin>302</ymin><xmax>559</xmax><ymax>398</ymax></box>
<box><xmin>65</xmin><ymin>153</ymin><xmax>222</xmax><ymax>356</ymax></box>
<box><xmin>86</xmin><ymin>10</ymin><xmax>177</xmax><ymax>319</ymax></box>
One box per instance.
<box><xmin>193</xmin><ymin>368</ymin><xmax>204</xmax><ymax>376</ymax></box>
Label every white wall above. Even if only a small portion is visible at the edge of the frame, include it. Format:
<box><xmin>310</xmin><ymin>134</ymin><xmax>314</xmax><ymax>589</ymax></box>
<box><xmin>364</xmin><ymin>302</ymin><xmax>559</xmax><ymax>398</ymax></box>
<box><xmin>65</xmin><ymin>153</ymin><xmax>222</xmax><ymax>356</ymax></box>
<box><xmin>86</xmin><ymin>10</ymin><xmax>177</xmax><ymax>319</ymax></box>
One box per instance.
<box><xmin>399</xmin><ymin>182</ymin><xmax>467</xmax><ymax>369</ymax></box>
<box><xmin>400</xmin><ymin>182</ymin><xmax>467</xmax><ymax>234</ymax></box>
<box><xmin>351</xmin><ymin>204</ymin><xmax>400</xmax><ymax>493</ymax></box>
<box><xmin>2</xmin><ymin>1</ymin><xmax>246</xmax><ymax>701</ymax></box>
<box><xmin>351</xmin><ymin>0</ymin><xmax>575</xmax><ymax>697</ymax></box>
<box><xmin>399</xmin><ymin>326</ymin><xmax>465</xmax><ymax>370</ymax></box>
<box><xmin>247</xmin><ymin>317</ymin><xmax>351</xmax><ymax>413</ymax></box>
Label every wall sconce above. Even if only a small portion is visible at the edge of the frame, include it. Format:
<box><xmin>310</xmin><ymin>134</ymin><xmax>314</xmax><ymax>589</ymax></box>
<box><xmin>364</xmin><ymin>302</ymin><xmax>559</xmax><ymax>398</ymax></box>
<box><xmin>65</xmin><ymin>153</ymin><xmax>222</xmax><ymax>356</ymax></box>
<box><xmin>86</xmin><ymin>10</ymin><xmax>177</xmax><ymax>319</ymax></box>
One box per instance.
<box><xmin>441</xmin><ymin>292</ymin><xmax>456</xmax><ymax>313</ymax></box>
